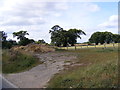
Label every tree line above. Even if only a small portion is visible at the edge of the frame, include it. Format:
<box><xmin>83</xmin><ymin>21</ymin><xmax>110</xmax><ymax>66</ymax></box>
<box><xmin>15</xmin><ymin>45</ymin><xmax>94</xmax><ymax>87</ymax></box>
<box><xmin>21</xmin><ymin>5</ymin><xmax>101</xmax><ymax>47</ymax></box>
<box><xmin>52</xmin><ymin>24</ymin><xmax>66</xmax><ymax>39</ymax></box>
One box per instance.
<box><xmin>0</xmin><ymin>30</ymin><xmax>46</xmax><ymax>49</ymax></box>
<box><xmin>0</xmin><ymin>25</ymin><xmax>120</xmax><ymax>49</ymax></box>
<box><xmin>49</xmin><ymin>25</ymin><xmax>120</xmax><ymax>47</ymax></box>
<box><xmin>89</xmin><ymin>31</ymin><xmax>120</xmax><ymax>45</ymax></box>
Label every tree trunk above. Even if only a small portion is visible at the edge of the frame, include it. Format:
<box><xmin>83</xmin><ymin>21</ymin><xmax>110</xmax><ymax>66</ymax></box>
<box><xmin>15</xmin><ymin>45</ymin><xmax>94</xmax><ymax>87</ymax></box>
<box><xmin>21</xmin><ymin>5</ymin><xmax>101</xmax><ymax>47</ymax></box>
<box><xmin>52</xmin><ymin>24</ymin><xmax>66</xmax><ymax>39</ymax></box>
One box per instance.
<box><xmin>63</xmin><ymin>43</ymin><xmax>67</xmax><ymax>47</ymax></box>
<box><xmin>71</xmin><ymin>43</ymin><xmax>74</xmax><ymax>46</ymax></box>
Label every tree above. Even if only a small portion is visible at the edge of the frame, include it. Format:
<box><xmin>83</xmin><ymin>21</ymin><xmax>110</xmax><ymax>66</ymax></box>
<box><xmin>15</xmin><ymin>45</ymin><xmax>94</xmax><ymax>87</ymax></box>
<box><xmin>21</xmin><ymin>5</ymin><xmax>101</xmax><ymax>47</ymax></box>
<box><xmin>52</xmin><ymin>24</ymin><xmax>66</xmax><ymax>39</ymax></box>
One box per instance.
<box><xmin>13</xmin><ymin>30</ymin><xmax>31</xmax><ymax>46</ymax></box>
<box><xmin>37</xmin><ymin>39</ymin><xmax>46</xmax><ymax>44</ymax></box>
<box><xmin>49</xmin><ymin>25</ymin><xmax>64</xmax><ymax>46</ymax></box>
<box><xmin>3</xmin><ymin>39</ymin><xmax>17</xmax><ymax>49</ymax></box>
<box><xmin>68</xmin><ymin>29</ymin><xmax>86</xmax><ymax>46</ymax></box>
<box><xmin>13</xmin><ymin>30</ymin><xmax>29</xmax><ymax>41</ymax></box>
<box><xmin>18</xmin><ymin>38</ymin><xmax>35</xmax><ymax>46</ymax></box>
<box><xmin>89</xmin><ymin>31</ymin><xmax>114</xmax><ymax>45</ymax></box>
<box><xmin>103</xmin><ymin>32</ymin><xmax>113</xmax><ymax>44</ymax></box>
<box><xmin>0</xmin><ymin>31</ymin><xmax>7</xmax><ymax>41</ymax></box>
<box><xmin>113</xmin><ymin>34</ymin><xmax>120</xmax><ymax>43</ymax></box>
<box><xmin>0</xmin><ymin>31</ymin><xmax>8</xmax><ymax>48</ymax></box>
<box><xmin>0</xmin><ymin>31</ymin><xmax>17</xmax><ymax>49</ymax></box>
<box><xmin>89</xmin><ymin>32</ymin><xmax>101</xmax><ymax>45</ymax></box>
<box><xmin>49</xmin><ymin>25</ymin><xmax>86</xmax><ymax>47</ymax></box>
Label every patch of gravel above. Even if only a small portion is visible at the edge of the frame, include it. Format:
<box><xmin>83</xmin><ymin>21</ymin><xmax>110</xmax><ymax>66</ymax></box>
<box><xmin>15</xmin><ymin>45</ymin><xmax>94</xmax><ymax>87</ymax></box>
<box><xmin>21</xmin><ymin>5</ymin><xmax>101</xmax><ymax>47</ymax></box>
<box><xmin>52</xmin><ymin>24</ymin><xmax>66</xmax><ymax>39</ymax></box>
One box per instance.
<box><xmin>3</xmin><ymin>52</ymin><xmax>76</xmax><ymax>88</ymax></box>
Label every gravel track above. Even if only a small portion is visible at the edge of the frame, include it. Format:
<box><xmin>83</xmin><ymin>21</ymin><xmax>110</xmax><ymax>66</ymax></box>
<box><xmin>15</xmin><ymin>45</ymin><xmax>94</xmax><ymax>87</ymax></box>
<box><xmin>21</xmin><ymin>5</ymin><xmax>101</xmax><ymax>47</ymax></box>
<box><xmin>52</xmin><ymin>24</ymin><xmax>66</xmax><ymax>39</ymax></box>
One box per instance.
<box><xmin>3</xmin><ymin>52</ymin><xmax>76</xmax><ymax>88</ymax></box>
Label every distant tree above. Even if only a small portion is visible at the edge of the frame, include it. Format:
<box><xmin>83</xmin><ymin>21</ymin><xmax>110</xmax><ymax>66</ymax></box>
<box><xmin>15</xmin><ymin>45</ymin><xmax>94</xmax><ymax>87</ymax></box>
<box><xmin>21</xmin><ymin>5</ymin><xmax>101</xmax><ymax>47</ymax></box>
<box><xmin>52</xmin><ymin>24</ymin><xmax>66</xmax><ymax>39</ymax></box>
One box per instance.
<box><xmin>0</xmin><ymin>31</ymin><xmax>7</xmax><ymax>41</ymax></box>
<box><xmin>0</xmin><ymin>31</ymin><xmax>18</xmax><ymax>49</ymax></box>
<box><xmin>49</xmin><ymin>25</ymin><xmax>86</xmax><ymax>47</ymax></box>
<box><xmin>0</xmin><ymin>31</ymin><xmax>8</xmax><ymax>48</ymax></box>
<box><xmin>19</xmin><ymin>38</ymin><xmax>35</xmax><ymax>46</ymax></box>
<box><xmin>49</xmin><ymin>25</ymin><xmax>64</xmax><ymax>46</ymax></box>
<box><xmin>68</xmin><ymin>29</ymin><xmax>86</xmax><ymax>46</ymax></box>
<box><xmin>37</xmin><ymin>39</ymin><xmax>46</xmax><ymax>44</ymax></box>
<box><xmin>89</xmin><ymin>32</ymin><xmax>101</xmax><ymax>45</ymax></box>
<box><xmin>4</xmin><ymin>40</ymin><xmax>13</xmax><ymax>49</ymax></box>
<box><xmin>13</xmin><ymin>30</ymin><xmax>29</xmax><ymax>41</ymax></box>
<box><xmin>89</xmin><ymin>31</ymin><xmax>114</xmax><ymax>45</ymax></box>
<box><xmin>103</xmin><ymin>32</ymin><xmax>113</xmax><ymax>44</ymax></box>
<box><xmin>29</xmin><ymin>39</ymin><xmax>35</xmax><ymax>43</ymax></box>
<box><xmin>13</xmin><ymin>30</ymin><xmax>31</xmax><ymax>46</ymax></box>
<box><xmin>8</xmin><ymin>39</ymin><xmax>17</xmax><ymax>46</ymax></box>
<box><xmin>50</xmin><ymin>25</ymin><xmax>63</xmax><ymax>31</ymax></box>
<box><xmin>113</xmin><ymin>34</ymin><xmax>120</xmax><ymax>43</ymax></box>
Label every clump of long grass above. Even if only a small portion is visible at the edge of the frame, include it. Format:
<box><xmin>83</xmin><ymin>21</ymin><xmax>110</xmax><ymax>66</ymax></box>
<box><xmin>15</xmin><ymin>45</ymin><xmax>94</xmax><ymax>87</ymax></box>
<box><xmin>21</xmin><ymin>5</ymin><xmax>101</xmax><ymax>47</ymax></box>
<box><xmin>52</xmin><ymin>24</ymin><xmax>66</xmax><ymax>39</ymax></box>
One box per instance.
<box><xmin>2</xmin><ymin>49</ymin><xmax>43</xmax><ymax>73</ymax></box>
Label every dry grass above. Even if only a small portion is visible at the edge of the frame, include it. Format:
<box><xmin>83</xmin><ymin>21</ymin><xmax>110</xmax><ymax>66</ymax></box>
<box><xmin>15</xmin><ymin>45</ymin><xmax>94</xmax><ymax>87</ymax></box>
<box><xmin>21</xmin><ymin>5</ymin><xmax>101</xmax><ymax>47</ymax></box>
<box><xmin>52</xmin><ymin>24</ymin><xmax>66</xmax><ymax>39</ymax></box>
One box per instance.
<box><xmin>11</xmin><ymin>44</ymin><xmax>55</xmax><ymax>53</ymax></box>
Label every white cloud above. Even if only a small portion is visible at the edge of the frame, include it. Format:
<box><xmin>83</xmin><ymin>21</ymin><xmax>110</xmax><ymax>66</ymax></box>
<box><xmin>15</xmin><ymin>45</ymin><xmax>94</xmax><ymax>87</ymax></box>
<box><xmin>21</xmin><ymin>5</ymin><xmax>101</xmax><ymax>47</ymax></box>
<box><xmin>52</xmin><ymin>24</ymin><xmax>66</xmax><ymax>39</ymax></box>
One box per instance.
<box><xmin>0</xmin><ymin>1</ymin><xmax>117</xmax><ymax>43</ymax></box>
<box><xmin>98</xmin><ymin>15</ymin><xmax>118</xmax><ymax>29</ymax></box>
<box><xmin>53</xmin><ymin>13</ymin><xmax>61</xmax><ymax>17</ymax></box>
<box><xmin>2</xmin><ymin>16</ymin><xmax>46</xmax><ymax>26</ymax></box>
<box><xmin>0</xmin><ymin>0</ymin><xmax>70</xmax><ymax>43</ymax></box>
<box><xmin>81</xmin><ymin>3</ymin><xmax>100</xmax><ymax>12</ymax></box>
<box><xmin>0</xmin><ymin>0</ymin><xmax>69</xmax><ymax>26</ymax></box>
<box><xmin>54</xmin><ymin>2</ymin><xmax>68</xmax><ymax>10</ymax></box>
<box><xmin>97</xmin><ymin>15</ymin><xmax>118</xmax><ymax>34</ymax></box>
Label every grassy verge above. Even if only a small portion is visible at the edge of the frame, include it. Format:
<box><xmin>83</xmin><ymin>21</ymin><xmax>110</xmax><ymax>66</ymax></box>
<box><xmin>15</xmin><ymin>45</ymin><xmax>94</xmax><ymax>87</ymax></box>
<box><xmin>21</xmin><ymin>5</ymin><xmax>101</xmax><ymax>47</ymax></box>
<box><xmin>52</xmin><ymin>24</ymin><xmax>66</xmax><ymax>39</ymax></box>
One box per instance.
<box><xmin>47</xmin><ymin>48</ymin><xmax>118</xmax><ymax>88</ymax></box>
<box><xmin>2</xmin><ymin>49</ymin><xmax>43</xmax><ymax>74</ymax></box>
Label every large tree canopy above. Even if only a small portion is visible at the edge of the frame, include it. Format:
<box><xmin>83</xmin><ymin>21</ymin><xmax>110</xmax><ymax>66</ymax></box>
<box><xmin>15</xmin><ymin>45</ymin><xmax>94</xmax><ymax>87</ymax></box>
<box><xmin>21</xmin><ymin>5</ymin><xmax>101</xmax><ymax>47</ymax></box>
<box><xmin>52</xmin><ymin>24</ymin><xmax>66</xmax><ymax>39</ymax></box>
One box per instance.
<box><xmin>49</xmin><ymin>25</ymin><xmax>86</xmax><ymax>47</ymax></box>
<box><xmin>68</xmin><ymin>29</ymin><xmax>86</xmax><ymax>46</ymax></box>
<box><xmin>89</xmin><ymin>31</ymin><xmax>117</xmax><ymax>45</ymax></box>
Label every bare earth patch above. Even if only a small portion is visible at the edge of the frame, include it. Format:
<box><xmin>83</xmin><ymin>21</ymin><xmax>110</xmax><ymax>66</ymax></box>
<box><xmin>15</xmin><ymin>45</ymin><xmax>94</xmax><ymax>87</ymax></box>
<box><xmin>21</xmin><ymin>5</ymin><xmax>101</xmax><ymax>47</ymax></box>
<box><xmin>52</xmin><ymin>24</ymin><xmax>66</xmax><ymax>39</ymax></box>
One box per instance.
<box><xmin>3</xmin><ymin>51</ymin><xmax>76</xmax><ymax>88</ymax></box>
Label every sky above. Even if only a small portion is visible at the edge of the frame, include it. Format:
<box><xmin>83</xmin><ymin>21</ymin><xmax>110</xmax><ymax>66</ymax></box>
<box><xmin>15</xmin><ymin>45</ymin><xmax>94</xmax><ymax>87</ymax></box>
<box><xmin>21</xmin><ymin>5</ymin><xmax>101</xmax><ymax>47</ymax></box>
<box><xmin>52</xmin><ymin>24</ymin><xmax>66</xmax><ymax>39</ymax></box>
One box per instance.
<box><xmin>0</xmin><ymin>0</ymin><xmax>119</xmax><ymax>43</ymax></box>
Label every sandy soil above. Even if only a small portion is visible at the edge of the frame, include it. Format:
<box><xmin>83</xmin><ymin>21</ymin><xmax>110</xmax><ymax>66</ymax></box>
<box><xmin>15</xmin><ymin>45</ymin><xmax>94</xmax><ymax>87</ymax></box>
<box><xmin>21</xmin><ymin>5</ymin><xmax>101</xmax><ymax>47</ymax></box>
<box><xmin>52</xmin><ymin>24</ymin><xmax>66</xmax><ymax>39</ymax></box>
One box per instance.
<box><xmin>3</xmin><ymin>51</ymin><xmax>76</xmax><ymax>88</ymax></box>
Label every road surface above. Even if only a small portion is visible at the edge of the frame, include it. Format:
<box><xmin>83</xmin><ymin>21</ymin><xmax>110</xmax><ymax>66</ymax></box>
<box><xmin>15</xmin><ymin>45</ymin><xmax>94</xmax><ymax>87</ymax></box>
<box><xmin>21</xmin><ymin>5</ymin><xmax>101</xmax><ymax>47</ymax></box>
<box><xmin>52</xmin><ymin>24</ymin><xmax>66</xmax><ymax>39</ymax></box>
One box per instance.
<box><xmin>0</xmin><ymin>75</ymin><xmax>18</xmax><ymax>89</ymax></box>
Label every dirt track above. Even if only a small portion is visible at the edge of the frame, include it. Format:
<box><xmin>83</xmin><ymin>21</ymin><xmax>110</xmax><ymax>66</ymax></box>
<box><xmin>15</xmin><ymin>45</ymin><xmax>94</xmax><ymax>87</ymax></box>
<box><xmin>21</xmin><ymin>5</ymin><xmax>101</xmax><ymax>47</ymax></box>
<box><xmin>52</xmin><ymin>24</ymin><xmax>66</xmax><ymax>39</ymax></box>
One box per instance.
<box><xmin>3</xmin><ymin>51</ymin><xmax>76</xmax><ymax>88</ymax></box>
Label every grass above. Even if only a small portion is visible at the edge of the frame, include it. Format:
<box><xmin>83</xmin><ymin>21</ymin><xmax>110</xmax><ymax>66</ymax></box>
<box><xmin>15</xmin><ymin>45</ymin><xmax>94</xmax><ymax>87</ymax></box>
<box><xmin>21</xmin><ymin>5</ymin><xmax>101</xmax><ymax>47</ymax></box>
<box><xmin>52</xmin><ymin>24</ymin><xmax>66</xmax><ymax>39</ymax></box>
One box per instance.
<box><xmin>47</xmin><ymin>48</ymin><xmax>118</xmax><ymax>88</ymax></box>
<box><xmin>64</xmin><ymin>60</ymin><xmax>71</xmax><ymax>63</ymax></box>
<box><xmin>2</xmin><ymin>49</ymin><xmax>43</xmax><ymax>73</ymax></box>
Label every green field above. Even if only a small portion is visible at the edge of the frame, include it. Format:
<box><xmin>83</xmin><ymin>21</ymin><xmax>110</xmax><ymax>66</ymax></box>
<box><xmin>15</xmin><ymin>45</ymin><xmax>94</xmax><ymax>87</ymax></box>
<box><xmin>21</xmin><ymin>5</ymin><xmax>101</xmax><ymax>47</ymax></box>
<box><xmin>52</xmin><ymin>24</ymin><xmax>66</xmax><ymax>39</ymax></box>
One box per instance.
<box><xmin>47</xmin><ymin>48</ymin><xmax>119</xmax><ymax>88</ymax></box>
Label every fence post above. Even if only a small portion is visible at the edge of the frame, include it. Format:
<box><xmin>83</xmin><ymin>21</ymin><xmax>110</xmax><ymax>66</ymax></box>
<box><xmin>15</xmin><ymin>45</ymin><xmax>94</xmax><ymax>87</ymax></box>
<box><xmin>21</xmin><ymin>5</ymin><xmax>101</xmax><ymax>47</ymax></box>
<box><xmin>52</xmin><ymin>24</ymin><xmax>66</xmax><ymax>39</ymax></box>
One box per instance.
<box><xmin>113</xmin><ymin>43</ymin><xmax>115</xmax><ymax>48</ymax></box>
<box><xmin>67</xmin><ymin>46</ymin><xmax>68</xmax><ymax>50</ymax></box>
<box><xmin>95</xmin><ymin>44</ymin><xmax>96</xmax><ymax>48</ymax></box>
<box><xmin>75</xmin><ymin>45</ymin><xmax>76</xmax><ymax>50</ymax></box>
<box><xmin>104</xmin><ymin>43</ymin><xmax>106</xmax><ymax>48</ymax></box>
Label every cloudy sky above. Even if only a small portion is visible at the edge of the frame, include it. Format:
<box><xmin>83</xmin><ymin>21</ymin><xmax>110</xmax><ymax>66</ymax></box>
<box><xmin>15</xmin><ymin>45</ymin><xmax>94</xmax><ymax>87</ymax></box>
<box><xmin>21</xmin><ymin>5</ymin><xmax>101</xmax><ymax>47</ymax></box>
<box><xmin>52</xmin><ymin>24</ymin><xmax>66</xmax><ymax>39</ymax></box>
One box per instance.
<box><xmin>0</xmin><ymin>0</ymin><xmax>119</xmax><ymax>43</ymax></box>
